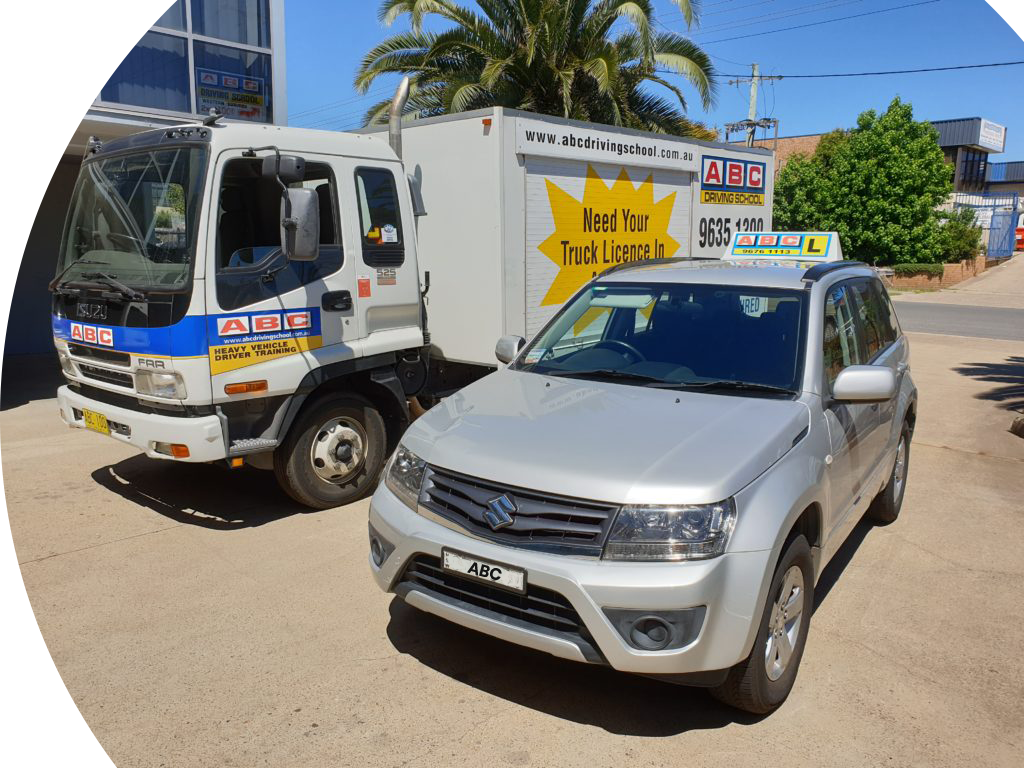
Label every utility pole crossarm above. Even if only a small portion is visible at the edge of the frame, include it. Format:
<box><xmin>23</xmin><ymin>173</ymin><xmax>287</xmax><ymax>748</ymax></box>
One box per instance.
<box><xmin>727</xmin><ymin>64</ymin><xmax>784</xmax><ymax>147</ymax></box>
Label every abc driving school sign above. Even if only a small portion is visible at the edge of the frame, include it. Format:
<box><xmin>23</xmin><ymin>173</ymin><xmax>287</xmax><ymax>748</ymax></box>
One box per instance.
<box><xmin>700</xmin><ymin>156</ymin><xmax>766</xmax><ymax>206</ymax></box>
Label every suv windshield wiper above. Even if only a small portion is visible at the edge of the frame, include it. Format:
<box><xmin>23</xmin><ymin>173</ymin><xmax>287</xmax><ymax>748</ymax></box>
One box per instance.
<box><xmin>75</xmin><ymin>271</ymin><xmax>145</xmax><ymax>301</ymax></box>
<box><xmin>662</xmin><ymin>380</ymin><xmax>796</xmax><ymax>396</ymax></box>
<box><xmin>546</xmin><ymin>369</ymin><xmax>670</xmax><ymax>385</ymax></box>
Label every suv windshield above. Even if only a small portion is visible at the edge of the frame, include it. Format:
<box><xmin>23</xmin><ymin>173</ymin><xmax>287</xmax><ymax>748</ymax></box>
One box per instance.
<box><xmin>56</xmin><ymin>146</ymin><xmax>208</xmax><ymax>292</ymax></box>
<box><xmin>514</xmin><ymin>281</ymin><xmax>807</xmax><ymax>393</ymax></box>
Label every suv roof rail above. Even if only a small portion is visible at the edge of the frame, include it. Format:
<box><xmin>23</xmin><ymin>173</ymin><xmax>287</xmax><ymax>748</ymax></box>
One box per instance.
<box><xmin>802</xmin><ymin>260</ymin><xmax>869</xmax><ymax>283</ymax></box>
<box><xmin>598</xmin><ymin>256</ymin><xmax>719</xmax><ymax>279</ymax></box>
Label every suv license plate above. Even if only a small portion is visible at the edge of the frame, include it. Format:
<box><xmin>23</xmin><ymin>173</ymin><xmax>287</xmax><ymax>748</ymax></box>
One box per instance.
<box><xmin>442</xmin><ymin>549</ymin><xmax>525</xmax><ymax>593</ymax></box>
<box><xmin>82</xmin><ymin>409</ymin><xmax>110</xmax><ymax>436</ymax></box>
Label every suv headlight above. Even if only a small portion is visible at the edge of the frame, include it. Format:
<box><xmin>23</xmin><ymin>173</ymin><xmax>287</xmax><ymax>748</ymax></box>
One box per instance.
<box><xmin>384</xmin><ymin>444</ymin><xmax>426</xmax><ymax>511</ymax></box>
<box><xmin>136</xmin><ymin>370</ymin><xmax>187</xmax><ymax>399</ymax></box>
<box><xmin>603</xmin><ymin>499</ymin><xmax>737</xmax><ymax>561</ymax></box>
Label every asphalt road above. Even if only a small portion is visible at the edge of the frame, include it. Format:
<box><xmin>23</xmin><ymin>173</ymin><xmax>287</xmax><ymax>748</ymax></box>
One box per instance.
<box><xmin>893</xmin><ymin>301</ymin><xmax>1024</xmax><ymax>341</ymax></box>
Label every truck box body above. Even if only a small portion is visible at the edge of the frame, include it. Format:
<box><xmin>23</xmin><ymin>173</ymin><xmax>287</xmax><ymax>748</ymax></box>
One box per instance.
<box><xmin>365</xmin><ymin>108</ymin><xmax>775</xmax><ymax>365</ymax></box>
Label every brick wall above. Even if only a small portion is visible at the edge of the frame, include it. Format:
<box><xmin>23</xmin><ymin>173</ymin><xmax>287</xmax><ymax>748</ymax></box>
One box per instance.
<box><xmin>889</xmin><ymin>254</ymin><xmax>987</xmax><ymax>291</ymax></box>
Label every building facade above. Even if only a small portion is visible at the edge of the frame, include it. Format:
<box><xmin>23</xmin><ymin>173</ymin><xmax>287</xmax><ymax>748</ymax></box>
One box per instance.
<box><xmin>7</xmin><ymin>0</ymin><xmax>286</xmax><ymax>361</ymax></box>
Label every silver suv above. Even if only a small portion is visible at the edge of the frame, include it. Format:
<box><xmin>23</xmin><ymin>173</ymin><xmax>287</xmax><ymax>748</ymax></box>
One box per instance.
<box><xmin>368</xmin><ymin>259</ymin><xmax>916</xmax><ymax>714</ymax></box>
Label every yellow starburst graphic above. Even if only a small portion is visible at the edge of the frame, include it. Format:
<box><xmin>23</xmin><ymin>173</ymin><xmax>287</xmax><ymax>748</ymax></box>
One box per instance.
<box><xmin>538</xmin><ymin>165</ymin><xmax>681</xmax><ymax>306</ymax></box>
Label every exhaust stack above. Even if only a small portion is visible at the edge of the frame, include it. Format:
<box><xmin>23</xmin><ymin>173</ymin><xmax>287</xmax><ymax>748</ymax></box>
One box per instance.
<box><xmin>388</xmin><ymin>77</ymin><xmax>411</xmax><ymax>159</ymax></box>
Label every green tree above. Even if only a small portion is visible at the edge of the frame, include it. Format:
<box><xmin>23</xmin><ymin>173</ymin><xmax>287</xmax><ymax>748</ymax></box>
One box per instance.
<box><xmin>355</xmin><ymin>0</ymin><xmax>716</xmax><ymax>139</ymax></box>
<box><xmin>936</xmin><ymin>207</ymin><xmax>983</xmax><ymax>262</ymax></box>
<box><xmin>774</xmin><ymin>98</ymin><xmax>953</xmax><ymax>265</ymax></box>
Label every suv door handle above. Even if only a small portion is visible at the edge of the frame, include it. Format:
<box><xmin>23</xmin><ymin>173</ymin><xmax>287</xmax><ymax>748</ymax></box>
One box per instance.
<box><xmin>322</xmin><ymin>290</ymin><xmax>352</xmax><ymax>312</ymax></box>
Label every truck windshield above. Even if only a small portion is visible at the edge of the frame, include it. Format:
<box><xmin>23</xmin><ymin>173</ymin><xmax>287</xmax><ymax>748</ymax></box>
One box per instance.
<box><xmin>514</xmin><ymin>282</ymin><xmax>807</xmax><ymax>393</ymax></box>
<box><xmin>56</xmin><ymin>146</ymin><xmax>208</xmax><ymax>292</ymax></box>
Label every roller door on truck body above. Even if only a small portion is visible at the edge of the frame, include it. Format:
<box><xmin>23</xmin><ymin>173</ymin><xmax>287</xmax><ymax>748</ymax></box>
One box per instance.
<box><xmin>523</xmin><ymin>157</ymin><xmax>693</xmax><ymax>337</ymax></box>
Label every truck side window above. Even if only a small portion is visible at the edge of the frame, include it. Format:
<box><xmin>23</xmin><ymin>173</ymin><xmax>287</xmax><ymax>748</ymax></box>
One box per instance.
<box><xmin>355</xmin><ymin>167</ymin><xmax>404</xmax><ymax>267</ymax></box>
<box><xmin>215</xmin><ymin>159</ymin><xmax>343</xmax><ymax>311</ymax></box>
<box><xmin>823</xmin><ymin>283</ymin><xmax>863</xmax><ymax>389</ymax></box>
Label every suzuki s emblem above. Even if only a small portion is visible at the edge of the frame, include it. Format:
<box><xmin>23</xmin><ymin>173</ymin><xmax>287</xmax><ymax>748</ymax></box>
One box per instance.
<box><xmin>77</xmin><ymin>302</ymin><xmax>107</xmax><ymax>320</ymax></box>
<box><xmin>484</xmin><ymin>495</ymin><xmax>517</xmax><ymax>531</ymax></box>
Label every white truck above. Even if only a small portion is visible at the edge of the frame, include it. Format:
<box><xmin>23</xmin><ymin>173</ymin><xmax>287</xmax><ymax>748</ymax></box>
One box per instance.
<box><xmin>51</xmin><ymin>83</ymin><xmax>775</xmax><ymax>508</ymax></box>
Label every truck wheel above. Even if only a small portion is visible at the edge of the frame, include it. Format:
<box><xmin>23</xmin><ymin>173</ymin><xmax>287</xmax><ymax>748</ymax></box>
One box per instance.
<box><xmin>274</xmin><ymin>393</ymin><xmax>387</xmax><ymax>510</ymax></box>
<box><xmin>868</xmin><ymin>421</ymin><xmax>911</xmax><ymax>525</ymax></box>
<box><xmin>710</xmin><ymin>535</ymin><xmax>813</xmax><ymax>715</ymax></box>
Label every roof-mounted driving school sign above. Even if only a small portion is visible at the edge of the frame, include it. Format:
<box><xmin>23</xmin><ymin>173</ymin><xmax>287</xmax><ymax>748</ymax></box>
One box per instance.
<box><xmin>722</xmin><ymin>232</ymin><xmax>844</xmax><ymax>267</ymax></box>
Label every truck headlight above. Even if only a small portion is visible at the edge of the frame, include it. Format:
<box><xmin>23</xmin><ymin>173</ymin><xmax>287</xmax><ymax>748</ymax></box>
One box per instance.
<box><xmin>136</xmin><ymin>370</ymin><xmax>187</xmax><ymax>399</ymax></box>
<box><xmin>384</xmin><ymin>444</ymin><xmax>426</xmax><ymax>511</ymax></box>
<box><xmin>603</xmin><ymin>499</ymin><xmax>737</xmax><ymax>561</ymax></box>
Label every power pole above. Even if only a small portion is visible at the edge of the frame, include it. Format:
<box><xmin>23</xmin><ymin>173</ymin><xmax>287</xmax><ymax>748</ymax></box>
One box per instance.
<box><xmin>726</xmin><ymin>63</ymin><xmax>783</xmax><ymax>147</ymax></box>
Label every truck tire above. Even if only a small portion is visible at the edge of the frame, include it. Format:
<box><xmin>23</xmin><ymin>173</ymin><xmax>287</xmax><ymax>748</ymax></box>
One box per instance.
<box><xmin>710</xmin><ymin>535</ymin><xmax>813</xmax><ymax>715</ymax></box>
<box><xmin>867</xmin><ymin>421</ymin><xmax>911</xmax><ymax>525</ymax></box>
<box><xmin>274</xmin><ymin>393</ymin><xmax>387</xmax><ymax>510</ymax></box>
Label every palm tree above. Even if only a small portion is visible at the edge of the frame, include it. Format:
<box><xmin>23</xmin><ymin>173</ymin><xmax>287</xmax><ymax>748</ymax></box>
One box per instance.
<box><xmin>355</xmin><ymin>0</ymin><xmax>717</xmax><ymax>139</ymax></box>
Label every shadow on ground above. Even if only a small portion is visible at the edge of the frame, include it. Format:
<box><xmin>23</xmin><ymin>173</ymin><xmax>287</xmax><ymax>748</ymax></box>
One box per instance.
<box><xmin>92</xmin><ymin>455</ymin><xmax>308</xmax><ymax>529</ymax></box>
<box><xmin>1</xmin><ymin>353</ymin><xmax>63</xmax><ymax>411</ymax></box>
<box><xmin>383</xmin><ymin>517</ymin><xmax>876</xmax><ymax>736</ymax></box>
<box><xmin>955</xmin><ymin>356</ymin><xmax>1024</xmax><ymax>413</ymax></box>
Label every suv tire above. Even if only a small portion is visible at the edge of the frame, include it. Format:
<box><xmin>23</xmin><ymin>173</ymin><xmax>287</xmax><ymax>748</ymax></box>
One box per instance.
<box><xmin>274</xmin><ymin>393</ymin><xmax>387</xmax><ymax>510</ymax></box>
<box><xmin>710</xmin><ymin>534</ymin><xmax>813</xmax><ymax>714</ymax></box>
<box><xmin>868</xmin><ymin>421</ymin><xmax>911</xmax><ymax>525</ymax></box>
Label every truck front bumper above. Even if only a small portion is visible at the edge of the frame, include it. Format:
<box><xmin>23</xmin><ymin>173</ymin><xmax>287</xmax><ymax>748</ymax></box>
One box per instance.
<box><xmin>369</xmin><ymin>482</ymin><xmax>773</xmax><ymax>678</ymax></box>
<box><xmin>57</xmin><ymin>385</ymin><xmax>228</xmax><ymax>462</ymax></box>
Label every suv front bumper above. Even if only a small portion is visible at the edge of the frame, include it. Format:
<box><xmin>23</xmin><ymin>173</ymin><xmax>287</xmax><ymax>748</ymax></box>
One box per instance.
<box><xmin>369</xmin><ymin>482</ymin><xmax>773</xmax><ymax>677</ymax></box>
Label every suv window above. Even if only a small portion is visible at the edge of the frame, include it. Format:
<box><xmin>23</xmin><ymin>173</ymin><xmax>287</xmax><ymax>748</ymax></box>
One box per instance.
<box><xmin>823</xmin><ymin>282</ymin><xmax>863</xmax><ymax>388</ymax></box>
<box><xmin>849</xmin><ymin>279</ymin><xmax>897</xmax><ymax>359</ymax></box>
<box><xmin>215</xmin><ymin>158</ymin><xmax>343</xmax><ymax>310</ymax></box>
<box><xmin>355</xmin><ymin>167</ymin><xmax>404</xmax><ymax>267</ymax></box>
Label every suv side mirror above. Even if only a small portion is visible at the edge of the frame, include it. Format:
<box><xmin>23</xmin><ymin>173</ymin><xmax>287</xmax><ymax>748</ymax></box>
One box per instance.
<box><xmin>832</xmin><ymin>365</ymin><xmax>897</xmax><ymax>403</ymax></box>
<box><xmin>495</xmin><ymin>335</ymin><xmax>525</xmax><ymax>364</ymax></box>
<box><xmin>281</xmin><ymin>188</ymin><xmax>319</xmax><ymax>262</ymax></box>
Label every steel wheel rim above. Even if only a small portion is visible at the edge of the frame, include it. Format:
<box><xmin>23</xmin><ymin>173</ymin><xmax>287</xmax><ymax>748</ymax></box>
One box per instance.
<box><xmin>309</xmin><ymin>417</ymin><xmax>366</xmax><ymax>484</ymax></box>
<box><xmin>893</xmin><ymin>436</ymin><xmax>907</xmax><ymax>499</ymax></box>
<box><xmin>764</xmin><ymin>565</ymin><xmax>805</xmax><ymax>682</ymax></box>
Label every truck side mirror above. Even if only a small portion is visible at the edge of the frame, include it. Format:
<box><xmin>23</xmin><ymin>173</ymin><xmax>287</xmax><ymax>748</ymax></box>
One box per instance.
<box><xmin>262</xmin><ymin>154</ymin><xmax>305</xmax><ymax>185</ymax></box>
<box><xmin>495</xmin><ymin>335</ymin><xmax>525</xmax><ymax>364</ymax></box>
<box><xmin>832</xmin><ymin>365</ymin><xmax>897</xmax><ymax>403</ymax></box>
<box><xmin>281</xmin><ymin>188</ymin><xmax>319</xmax><ymax>262</ymax></box>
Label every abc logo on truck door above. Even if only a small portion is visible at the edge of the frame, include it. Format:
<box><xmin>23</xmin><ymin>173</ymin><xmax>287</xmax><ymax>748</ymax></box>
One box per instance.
<box><xmin>700</xmin><ymin>156</ymin><xmax>766</xmax><ymax>206</ymax></box>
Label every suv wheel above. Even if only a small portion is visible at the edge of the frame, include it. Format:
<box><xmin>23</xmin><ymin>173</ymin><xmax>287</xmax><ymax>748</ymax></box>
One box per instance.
<box><xmin>274</xmin><ymin>393</ymin><xmax>387</xmax><ymax>510</ymax></box>
<box><xmin>710</xmin><ymin>535</ymin><xmax>813</xmax><ymax>714</ymax></box>
<box><xmin>868</xmin><ymin>421</ymin><xmax>911</xmax><ymax>525</ymax></box>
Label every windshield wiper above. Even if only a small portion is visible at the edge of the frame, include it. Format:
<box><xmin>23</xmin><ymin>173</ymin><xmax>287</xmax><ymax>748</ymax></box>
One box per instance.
<box><xmin>662</xmin><ymin>380</ymin><xmax>796</xmax><ymax>396</ymax></box>
<box><xmin>49</xmin><ymin>258</ymin><xmax>112</xmax><ymax>292</ymax></box>
<box><xmin>546</xmin><ymin>369</ymin><xmax>670</xmax><ymax>385</ymax></box>
<box><xmin>77</xmin><ymin>271</ymin><xmax>145</xmax><ymax>301</ymax></box>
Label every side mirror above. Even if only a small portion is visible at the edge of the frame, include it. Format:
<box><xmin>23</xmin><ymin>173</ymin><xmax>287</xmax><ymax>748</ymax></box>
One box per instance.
<box><xmin>495</xmin><ymin>335</ymin><xmax>525</xmax><ymax>364</ymax></box>
<box><xmin>281</xmin><ymin>188</ymin><xmax>319</xmax><ymax>262</ymax></box>
<box><xmin>832</xmin><ymin>365</ymin><xmax>897</xmax><ymax>403</ymax></box>
<box><xmin>262</xmin><ymin>154</ymin><xmax>305</xmax><ymax>185</ymax></box>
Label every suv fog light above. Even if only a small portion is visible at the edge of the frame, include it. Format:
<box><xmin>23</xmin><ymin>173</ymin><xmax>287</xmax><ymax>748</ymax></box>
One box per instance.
<box><xmin>603</xmin><ymin>607</ymin><xmax>707</xmax><ymax>651</ymax></box>
<box><xmin>369</xmin><ymin>522</ymin><xmax>395</xmax><ymax>567</ymax></box>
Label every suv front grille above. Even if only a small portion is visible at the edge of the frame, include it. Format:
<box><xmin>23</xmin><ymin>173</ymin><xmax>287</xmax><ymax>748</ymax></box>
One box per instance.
<box><xmin>420</xmin><ymin>467</ymin><xmax>618</xmax><ymax>556</ymax></box>
<box><xmin>78</xmin><ymin>363</ymin><xmax>134</xmax><ymax>389</ymax></box>
<box><xmin>398</xmin><ymin>555</ymin><xmax>601</xmax><ymax>661</ymax></box>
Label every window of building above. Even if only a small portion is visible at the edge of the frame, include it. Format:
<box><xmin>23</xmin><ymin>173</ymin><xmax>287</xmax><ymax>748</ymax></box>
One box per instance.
<box><xmin>355</xmin><ymin>168</ymin><xmax>404</xmax><ymax>266</ymax></box>
<box><xmin>191</xmin><ymin>0</ymin><xmax>271</xmax><ymax>47</ymax></box>
<box><xmin>193</xmin><ymin>40</ymin><xmax>273</xmax><ymax>122</ymax></box>
<box><xmin>0</xmin><ymin>3</ymin><xmax>93</xmax><ymax>99</ymax></box>
<box><xmin>100</xmin><ymin>31</ymin><xmax>190</xmax><ymax>113</ymax></box>
<box><xmin>216</xmin><ymin>158</ymin><xmax>342</xmax><ymax>310</ymax></box>
<box><xmin>94</xmin><ymin>0</ymin><xmax>186</xmax><ymax>31</ymax></box>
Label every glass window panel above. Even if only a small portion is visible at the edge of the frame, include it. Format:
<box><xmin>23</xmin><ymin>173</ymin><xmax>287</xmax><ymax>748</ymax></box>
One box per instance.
<box><xmin>0</xmin><ymin>2</ymin><xmax>93</xmax><ymax>98</ymax></box>
<box><xmin>191</xmin><ymin>0</ymin><xmax>271</xmax><ymax>47</ymax></box>
<box><xmin>823</xmin><ymin>283</ymin><xmax>863</xmax><ymax>388</ymax></box>
<box><xmin>94</xmin><ymin>0</ymin><xmax>186</xmax><ymax>31</ymax></box>
<box><xmin>193</xmin><ymin>40</ymin><xmax>273</xmax><ymax>123</ymax></box>
<box><xmin>100</xmin><ymin>31</ymin><xmax>190</xmax><ymax>113</ymax></box>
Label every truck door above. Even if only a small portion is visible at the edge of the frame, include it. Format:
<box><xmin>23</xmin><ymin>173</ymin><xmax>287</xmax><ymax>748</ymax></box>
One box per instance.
<box><xmin>205</xmin><ymin>152</ymin><xmax>359</xmax><ymax>401</ymax></box>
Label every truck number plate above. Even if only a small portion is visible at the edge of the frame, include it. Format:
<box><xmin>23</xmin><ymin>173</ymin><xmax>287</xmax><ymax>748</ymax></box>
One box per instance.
<box><xmin>442</xmin><ymin>549</ymin><xmax>525</xmax><ymax>593</ymax></box>
<box><xmin>82</xmin><ymin>409</ymin><xmax>110</xmax><ymax>436</ymax></box>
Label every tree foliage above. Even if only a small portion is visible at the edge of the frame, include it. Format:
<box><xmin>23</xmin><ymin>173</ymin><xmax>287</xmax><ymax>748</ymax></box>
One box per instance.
<box><xmin>773</xmin><ymin>98</ymin><xmax>953</xmax><ymax>265</ymax></box>
<box><xmin>355</xmin><ymin>0</ymin><xmax>717</xmax><ymax>139</ymax></box>
<box><xmin>936</xmin><ymin>207</ymin><xmax>983</xmax><ymax>263</ymax></box>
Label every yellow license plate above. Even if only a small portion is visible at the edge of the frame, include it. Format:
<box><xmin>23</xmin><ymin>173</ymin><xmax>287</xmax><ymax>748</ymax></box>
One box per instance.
<box><xmin>82</xmin><ymin>409</ymin><xmax>110</xmax><ymax>436</ymax></box>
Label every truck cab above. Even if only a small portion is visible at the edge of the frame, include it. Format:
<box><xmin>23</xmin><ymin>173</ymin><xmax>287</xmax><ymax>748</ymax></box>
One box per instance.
<box><xmin>53</xmin><ymin>121</ymin><xmax>426</xmax><ymax>508</ymax></box>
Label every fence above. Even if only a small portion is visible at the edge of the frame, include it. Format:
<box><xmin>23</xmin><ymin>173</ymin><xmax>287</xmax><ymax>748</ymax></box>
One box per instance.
<box><xmin>953</xmin><ymin>192</ymin><xmax>1019</xmax><ymax>260</ymax></box>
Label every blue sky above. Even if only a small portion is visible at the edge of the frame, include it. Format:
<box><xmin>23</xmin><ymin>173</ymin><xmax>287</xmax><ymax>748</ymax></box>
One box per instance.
<box><xmin>285</xmin><ymin>0</ymin><xmax>1024</xmax><ymax>157</ymax></box>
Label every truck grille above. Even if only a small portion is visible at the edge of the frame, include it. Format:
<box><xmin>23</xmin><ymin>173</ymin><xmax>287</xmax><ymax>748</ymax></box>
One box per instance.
<box><xmin>67</xmin><ymin>343</ymin><xmax>131</xmax><ymax>367</ymax></box>
<box><xmin>398</xmin><ymin>554</ymin><xmax>600</xmax><ymax>661</ymax></box>
<box><xmin>420</xmin><ymin>467</ymin><xmax>618</xmax><ymax>556</ymax></box>
<box><xmin>77</xmin><ymin>363</ymin><xmax>134</xmax><ymax>389</ymax></box>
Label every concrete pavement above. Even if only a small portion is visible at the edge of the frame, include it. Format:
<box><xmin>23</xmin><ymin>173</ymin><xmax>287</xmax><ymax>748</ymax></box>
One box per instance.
<box><xmin>2</xmin><ymin>325</ymin><xmax>1023</xmax><ymax>766</ymax></box>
